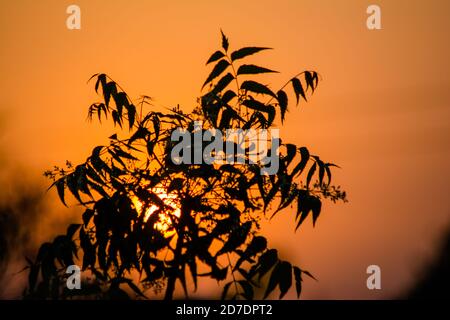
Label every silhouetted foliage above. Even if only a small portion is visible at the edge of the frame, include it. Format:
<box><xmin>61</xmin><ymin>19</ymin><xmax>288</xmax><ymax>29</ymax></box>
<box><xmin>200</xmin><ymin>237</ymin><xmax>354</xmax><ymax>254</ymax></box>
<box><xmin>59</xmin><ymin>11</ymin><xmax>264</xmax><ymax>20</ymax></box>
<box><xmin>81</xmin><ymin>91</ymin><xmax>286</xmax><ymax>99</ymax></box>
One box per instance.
<box><xmin>25</xmin><ymin>33</ymin><xmax>347</xmax><ymax>300</ymax></box>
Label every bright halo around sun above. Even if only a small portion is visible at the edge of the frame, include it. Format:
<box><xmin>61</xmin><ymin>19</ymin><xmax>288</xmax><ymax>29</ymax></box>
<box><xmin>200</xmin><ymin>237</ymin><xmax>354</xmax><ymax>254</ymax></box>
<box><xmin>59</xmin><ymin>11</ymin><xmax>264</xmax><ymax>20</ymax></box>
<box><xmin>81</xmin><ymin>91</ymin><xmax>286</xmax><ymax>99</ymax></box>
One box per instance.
<box><xmin>133</xmin><ymin>187</ymin><xmax>181</xmax><ymax>234</ymax></box>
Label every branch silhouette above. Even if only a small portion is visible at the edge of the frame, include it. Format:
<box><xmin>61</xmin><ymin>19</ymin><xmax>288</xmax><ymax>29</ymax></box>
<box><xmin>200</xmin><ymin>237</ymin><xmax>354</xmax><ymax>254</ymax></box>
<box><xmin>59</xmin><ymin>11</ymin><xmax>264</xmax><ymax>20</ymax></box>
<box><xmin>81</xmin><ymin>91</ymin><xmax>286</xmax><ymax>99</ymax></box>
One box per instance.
<box><xmin>25</xmin><ymin>32</ymin><xmax>347</xmax><ymax>300</ymax></box>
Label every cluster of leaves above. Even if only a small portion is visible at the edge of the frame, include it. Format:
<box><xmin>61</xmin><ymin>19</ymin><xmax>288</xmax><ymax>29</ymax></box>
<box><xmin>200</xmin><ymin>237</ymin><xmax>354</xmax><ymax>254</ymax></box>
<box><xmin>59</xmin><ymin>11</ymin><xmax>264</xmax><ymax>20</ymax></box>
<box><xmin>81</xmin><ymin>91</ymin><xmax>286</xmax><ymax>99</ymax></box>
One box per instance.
<box><xmin>27</xmin><ymin>32</ymin><xmax>346</xmax><ymax>300</ymax></box>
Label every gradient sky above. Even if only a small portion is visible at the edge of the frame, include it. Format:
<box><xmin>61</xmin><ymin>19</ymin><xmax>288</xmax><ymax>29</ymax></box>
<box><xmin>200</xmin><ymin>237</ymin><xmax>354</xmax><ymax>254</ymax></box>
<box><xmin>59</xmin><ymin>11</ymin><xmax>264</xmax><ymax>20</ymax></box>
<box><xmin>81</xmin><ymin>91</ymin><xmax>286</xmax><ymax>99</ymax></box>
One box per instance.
<box><xmin>0</xmin><ymin>0</ymin><xmax>449</xmax><ymax>299</ymax></box>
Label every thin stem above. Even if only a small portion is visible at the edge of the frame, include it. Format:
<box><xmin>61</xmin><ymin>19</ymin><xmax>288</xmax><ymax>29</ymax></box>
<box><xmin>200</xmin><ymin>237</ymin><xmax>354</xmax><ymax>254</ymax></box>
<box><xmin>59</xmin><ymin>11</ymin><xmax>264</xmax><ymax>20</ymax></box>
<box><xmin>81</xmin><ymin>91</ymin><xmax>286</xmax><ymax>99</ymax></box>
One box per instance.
<box><xmin>225</xmin><ymin>53</ymin><xmax>246</xmax><ymax>125</ymax></box>
<box><xmin>265</xmin><ymin>71</ymin><xmax>309</xmax><ymax>105</ymax></box>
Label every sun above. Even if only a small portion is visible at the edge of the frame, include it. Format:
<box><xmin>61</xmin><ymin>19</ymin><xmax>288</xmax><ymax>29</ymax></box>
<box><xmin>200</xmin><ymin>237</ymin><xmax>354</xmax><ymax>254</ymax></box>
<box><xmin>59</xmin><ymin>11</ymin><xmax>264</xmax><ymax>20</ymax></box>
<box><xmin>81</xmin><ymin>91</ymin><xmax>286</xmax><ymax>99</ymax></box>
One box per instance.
<box><xmin>133</xmin><ymin>187</ymin><xmax>181</xmax><ymax>234</ymax></box>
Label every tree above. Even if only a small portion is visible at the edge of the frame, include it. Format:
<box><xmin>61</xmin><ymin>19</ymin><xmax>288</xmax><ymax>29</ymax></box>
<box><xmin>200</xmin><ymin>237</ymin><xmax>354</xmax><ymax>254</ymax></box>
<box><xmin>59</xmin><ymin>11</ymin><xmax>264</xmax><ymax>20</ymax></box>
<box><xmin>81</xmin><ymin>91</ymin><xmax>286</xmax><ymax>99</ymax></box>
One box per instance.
<box><xmin>25</xmin><ymin>32</ymin><xmax>347</xmax><ymax>300</ymax></box>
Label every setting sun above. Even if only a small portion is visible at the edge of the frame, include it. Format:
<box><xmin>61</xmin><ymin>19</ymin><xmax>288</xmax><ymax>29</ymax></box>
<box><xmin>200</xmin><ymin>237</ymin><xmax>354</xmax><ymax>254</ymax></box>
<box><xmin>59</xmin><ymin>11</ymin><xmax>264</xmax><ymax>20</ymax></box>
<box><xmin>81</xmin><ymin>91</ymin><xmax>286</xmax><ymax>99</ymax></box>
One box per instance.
<box><xmin>132</xmin><ymin>187</ymin><xmax>181</xmax><ymax>234</ymax></box>
<box><xmin>1</xmin><ymin>0</ymin><xmax>449</xmax><ymax>306</ymax></box>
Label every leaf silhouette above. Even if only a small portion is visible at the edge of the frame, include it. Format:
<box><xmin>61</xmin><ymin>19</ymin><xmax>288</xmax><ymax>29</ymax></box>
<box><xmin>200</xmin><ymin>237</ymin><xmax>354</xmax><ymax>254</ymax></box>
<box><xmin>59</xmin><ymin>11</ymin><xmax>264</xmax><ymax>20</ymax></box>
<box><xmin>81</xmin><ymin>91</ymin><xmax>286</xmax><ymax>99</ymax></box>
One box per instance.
<box><xmin>206</xmin><ymin>50</ymin><xmax>225</xmax><ymax>65</ymax></box>
<box><xmin>237</xmin><ymin>64</ymin><xmax>278</xmax><ymax>75</ymax></box>
<box><xmin>278</xmin><ymin>261</ymin><xmax>292</xmax><ymax>299</ymax></box>
<box><xmin>293</xmin><ymin>266</ymin><xmax>302</xmax><ymax>298</ymax></box>
<box><xmin>263</xmin><ymin>262</ymin><xmax>281</xmax><ymax>299</ymax></box>
<box><xmin>291</xmin><ymin>78</ymin><xmax>306</xmax><ymax>104</ymax></box>
<box><xmin>221</xmin><ymin>30</ymin><xmax>229</xmax><ymax>51</ymax></box>
<box><xmin>203</xmin><ymin>59</ymin><xmax>230</xmax><ymax>88</ymax></box>
<box><xmin>277</xmin><ymin>90</ymin><xmax>288</xmax><ymax>123</ymax></box>
<box><xmin>32</xmin><ymin>32</ymin><xmax>346</xmax><ymax>301</ymax></box>
<box><xmin>230</xmin><ymin>47</ymin><xmax>271</xmax><ymax>61</ymax></box>
<box><xmin>306</xmin><ymin>162</ymin><xmax>317</xmax><ymax>189</ymax></box>
<box><xmin>241</xmin><ymin>80</ymin><xmax>276</xmax><ymax>98</ymax></box>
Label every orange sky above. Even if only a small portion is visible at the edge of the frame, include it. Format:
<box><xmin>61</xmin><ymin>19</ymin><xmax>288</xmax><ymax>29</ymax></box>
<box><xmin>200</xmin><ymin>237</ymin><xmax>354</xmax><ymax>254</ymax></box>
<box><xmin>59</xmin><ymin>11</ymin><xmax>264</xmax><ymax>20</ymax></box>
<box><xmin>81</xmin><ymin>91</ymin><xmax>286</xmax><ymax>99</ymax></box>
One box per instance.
<box><xmin>1</xmin><ymin>0</ymin><xmax>449</xmax><ymax>299</ymax></box>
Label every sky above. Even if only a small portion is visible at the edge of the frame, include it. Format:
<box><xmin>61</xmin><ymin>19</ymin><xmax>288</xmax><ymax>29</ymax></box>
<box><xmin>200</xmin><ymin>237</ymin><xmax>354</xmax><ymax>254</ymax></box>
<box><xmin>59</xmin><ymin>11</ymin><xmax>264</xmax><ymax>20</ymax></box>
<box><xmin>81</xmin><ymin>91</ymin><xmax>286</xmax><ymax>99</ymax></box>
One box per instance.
<box><xmin>0</xmin><ymin>0</ymin><xmax>449</xmax><ymax>299</ymax></box>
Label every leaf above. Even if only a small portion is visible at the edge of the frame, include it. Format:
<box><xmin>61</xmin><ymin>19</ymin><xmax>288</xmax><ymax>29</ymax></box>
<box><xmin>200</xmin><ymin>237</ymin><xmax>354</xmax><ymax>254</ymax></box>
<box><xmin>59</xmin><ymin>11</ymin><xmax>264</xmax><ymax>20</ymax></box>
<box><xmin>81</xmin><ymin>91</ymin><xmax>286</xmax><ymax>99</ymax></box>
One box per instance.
<box><xmin>79</xmin><ymin>228</ymin><xmax>95</xmax><ymax>269</ymax></box>
<box><xmin>238</xmin><ymin>280</ymin><xmax>254</xmax><ymax>300</ymax></box>
<box><xmin>218</xmin><ymin>108</ymin><xmax>234</xmax><ymax>129</ymax></box>
<box><xmin>203</xmin><ymin>59</ymin><xmax>230</xmax><ymax>89</ymax></box>
<box><xmin>221</xmin><ymin>90</ymin><xmax>237</xmax><ymax>104</ymax></box>
<box><xmin>56</xmin><ymin>178</ymin><xmax>67</xmax><ymax>207</ymax></box>
<box><xmin>242</xmin><ymin>99</ymin><xmax>273</xmax><ymax>114</ymax></box>
<box><xmin>311</xmin><ymin>196</ymin><xmax>322</xmax><ymax>227</ymax></box>
<box><xmin>217</xmin><ymin>221</ymin><xmax>251</xmax><ymax>255</ymax></box>
<box><xmin>302</xmin><ymin>270</ymin><xmax>317</xmax><ymax>281</ymax></box>
<box><xmin>212</xmin><ymin>72</ymin><xmax>234</xmax><ymax>94</ymax></box>
<box><xmin>113</xmin><ymin>92</ymin><xmax>129</xmax><ymax>117</ymax></box>
<box><xmin>295</xmin><ymin>191</ymin><xmax>310</xmax><ymax>231</ymax></box>
<box><xmin>256</xmin><ymin>249</ymin><xmax>278</xmax><ymax>280</ymax></box>
<box><xmin>67</xmin><ymin>173</ymin><xmax>83</xmax><ymax>203</ymax></box>
<box><xmin>104</xmin><ymin>81</ymin><xmax>117</xmax><ymax>107</ymax></box>
<box><xmin>87</xmin><ymin>181</ymin><xmax>109</xmax><ymax>199</ymax></box>
<box><xmin>293</xmin><ymin>266</ymin><xmax>302</xmax><ymax>298</ymax></box>
<box><xmin>263</xmin><ymin>262</ymin><xmax>281</xmax><ymax>299</ymax></box>
<box><xmin>230</xmin><ymin>47</ymin><xmax>271</xmax><ymax>61</ymax></box>
<box><xmin>247</xmin><ymin>236</ymin><xmax>267</xmax><ymax>255</ymax></box>
<box><xmin>312</xmin><ymin>156</ymin><xmax>325</xmax><ymax>185</ymax></box>
<box><xmin>90</xmin><ymin>146</ymin><xmax>112</xmax><ymax>177</ymax></box>
<box><xmin>67</xmin><ymin>224</ymin><xmax>81</xmax><ymax>239</ymax></box>
<box><xmin>237</xmin><ymin>64</ymin><xmax>277</xmax><ymax>75</ymax></box>
<box><xmin>28</xmin><ymin>263</ymin><xmax>39</xmax><ymax>291</ymax></box>
<box><xmin>221</xmin><ymin>30</ymin><xmax>229</xmax><ymax>51</ymax></box>
<box><xmin>284</xmin><ymin>144</ymin><xmax>297</xmax><ymax>165</ymax></box>
<box><xmin>241</xmin><ymin>99</ymin><xmax>276</xmax><ymax>126</ymax></box>
<box><xmin>210</xmin><ymin>266</ymin><xmax>228</xmax><ymax>281</ymax></box>
<box><xmin>129</xmin><ymin>126</ymin><xmax>149</xmax><ymax>145</ymax></box>
<box><xmin>108</xmin><ymin>150</ymin><xmax>126</xmax><ymax>168</ymax></box>
<box><xmin>221</xmin><ymin>282</ymin><xmax>232</xmax><ymax>300</ymax></box>
<box><xmin>318</xmin><ymin>163</ymin><xmax>324</xmax><ymax>185</ymax></box>
<box><xmin>291</xmin><ymin>78</ymin><xmax>306</xmax><ymax>105</ymax></box>
<box><xmin>168</xmin><ymin>178</ymin><xmax>184</xmax><ymax>193</ymax></box>
<box><xmin>111</xmin><ymin>110</ymin><xmax>122</xmax><ymax>128</ymax></box>
<box><xmin>206</xmin><ymin>50</ymin><xmax>225</xmax><ymax>64</ymax></box>
<box><xmin>94</xmin><ymin>73</ymin><xmax>107</xmax><ymax>93</ymax></box>
<box><xmin>292</xmin><ymin>147</ymin><xmax>309</xmax><ymax>177</ymax></box>
<box><xmin>278</xmin><ymin>261</ymin><xmax>292</xmax><ymax>299</ymax></box>
<box><xmin>82</xmin><ymin>209</ymin><xmax>94</xmax><ymax>227</ymax></box>
<box><xmin>305</xmin><ymin>71</ymin><xmax>314</xmax><ymax>92</ymax></box>
<box><xmin>127</xmin><ymin>103</ymin><xmax>136</xmax><ymax>129</ymax></box>
<box><xmin>312</xmin><ymin>71</ymin><xmax>319</xmax><ymax>90</ymax></box>
<box><xmin>324</xmin><ymin>163</ymin><xmax>340</xmax><ymax>186</ymax></box>
<box><xmin>277</xmin><ymin>90</ymin><xmax>288</xmax><ymax>123</ymax></box>
<box><xmin>241</xmin><ymin>80</ymin><xmax>276</xmax><ymax>98</ymax></box>
<box><xmin>234</xmin><ymin>236</ymin><xmax>267</xmax><ymax>270</ymax></box>
<box><xmin>74</xmin><ymin>165</ymin><xmax>92</xmax><ymax>198</ymax></box>
<box><xmin>306</xmin><ymin>162</ymin><xmax>317</xmax><ymax>189</ymax></box>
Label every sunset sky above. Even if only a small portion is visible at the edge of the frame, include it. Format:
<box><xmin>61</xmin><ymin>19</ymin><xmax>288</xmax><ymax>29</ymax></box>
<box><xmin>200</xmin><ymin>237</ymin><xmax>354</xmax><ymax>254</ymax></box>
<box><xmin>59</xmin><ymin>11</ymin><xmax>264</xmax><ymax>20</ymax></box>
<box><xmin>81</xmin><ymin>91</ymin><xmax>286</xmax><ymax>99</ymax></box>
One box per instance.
<box><xmin>1</xmin><ymin>0</ymin><xmax>449</xmax><ymax>299</ymax></box>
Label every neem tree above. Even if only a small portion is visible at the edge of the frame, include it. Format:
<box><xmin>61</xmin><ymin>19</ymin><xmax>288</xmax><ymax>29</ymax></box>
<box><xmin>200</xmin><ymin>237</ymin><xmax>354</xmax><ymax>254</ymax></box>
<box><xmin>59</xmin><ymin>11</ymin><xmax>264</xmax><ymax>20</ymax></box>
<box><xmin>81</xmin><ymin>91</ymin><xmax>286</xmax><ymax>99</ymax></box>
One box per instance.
<box><xmin>26</xmin><ymin>32</ymin><xmax>347</xmax><ymax>300</ymax></box>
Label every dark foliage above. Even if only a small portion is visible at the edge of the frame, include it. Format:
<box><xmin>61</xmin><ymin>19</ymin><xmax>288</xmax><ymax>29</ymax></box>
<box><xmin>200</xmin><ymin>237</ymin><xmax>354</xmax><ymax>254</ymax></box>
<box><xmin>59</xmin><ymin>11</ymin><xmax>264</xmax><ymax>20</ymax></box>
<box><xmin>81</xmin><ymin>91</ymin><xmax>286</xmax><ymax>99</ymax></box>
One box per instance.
<box><xmin>25</xmin><ymin>33</ymin><xmax>347</xmax><ymax>300</ymax></box>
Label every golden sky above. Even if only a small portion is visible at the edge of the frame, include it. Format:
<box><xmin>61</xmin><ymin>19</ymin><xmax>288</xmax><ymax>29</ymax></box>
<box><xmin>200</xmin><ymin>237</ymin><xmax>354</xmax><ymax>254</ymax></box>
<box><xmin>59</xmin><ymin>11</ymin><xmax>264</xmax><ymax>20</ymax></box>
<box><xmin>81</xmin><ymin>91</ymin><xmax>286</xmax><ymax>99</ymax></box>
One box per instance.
<box><xmin>1</xmin><ymin>0</ymin><xmax>449</xmax><ymax>299</ymax></box>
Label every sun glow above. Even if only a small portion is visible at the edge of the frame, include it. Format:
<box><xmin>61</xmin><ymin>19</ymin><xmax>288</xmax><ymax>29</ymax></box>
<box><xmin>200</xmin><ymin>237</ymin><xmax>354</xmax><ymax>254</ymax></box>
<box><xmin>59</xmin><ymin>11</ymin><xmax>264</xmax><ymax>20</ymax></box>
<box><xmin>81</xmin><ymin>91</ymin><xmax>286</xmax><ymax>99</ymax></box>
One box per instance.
<box><xmin>133</xmin><ymin>187</ymin><xmax>181</xmax><ymax>234</ymax></box>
